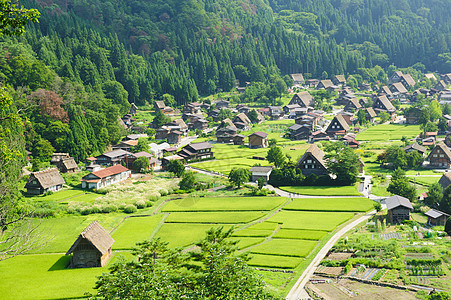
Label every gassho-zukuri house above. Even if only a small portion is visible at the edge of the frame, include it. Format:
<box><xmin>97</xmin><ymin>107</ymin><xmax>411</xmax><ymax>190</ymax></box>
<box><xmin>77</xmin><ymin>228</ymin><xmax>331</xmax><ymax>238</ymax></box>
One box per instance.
<box><xmin>66</xmin><ymin>221</ymin><xmax>114</xmax><ymax>268</ymax></box>
<box><xmin>81</xmin><ymin>165</ymin><xmax>131</xmax><ymax>189</ymax></box>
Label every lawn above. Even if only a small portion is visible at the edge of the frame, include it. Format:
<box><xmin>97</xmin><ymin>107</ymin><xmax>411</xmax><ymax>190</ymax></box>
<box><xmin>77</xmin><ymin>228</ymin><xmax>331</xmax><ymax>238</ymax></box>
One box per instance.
<box><xmin>112</xmin><ymin>215</ymin><xmax>165</xmax><ymax>249</ymax></box>
<box><xmin>165</xmin><ymin>212</ymin><xmax>266</xmax><ymax>223</ymax></box>
<box><xmin>154</xmin><ymin>223</ymin><xmax>233</xmax><ymax>247</ymax></box>
<box><xmin>279</xmin><ymin>185</ymin><xmax>361</xmax><ymax>196</ymax></box>
<box><xmin>0</xmin><ymin>253</ymin><xmax>128</xmax><ymax>299</ymax></box>
<box><xmin>161</xmin><ymin>196</ymin><xmax>287</xmax><ymax>212</ymax></box>
<box><xmin>248</xmin><ymin>254</ymin><xmax>303</xmax><ymax>269</ymax></box>
<box><xmin>408</xmin><ymin>176</ymin><xmax>440</xmax><ymax>186</ymax></box>
<box><xmin>267</xmin><ymin>211</ymin><xmax>354</xmax><ymax>231</ymax></box>
<box><xmin>283</xmin><ymin>197</ymin><xmax>374</xmax><ymax>212</ymax></box>
<box><xmin>273</xmin><ymin>228</ymin><xmax>328</xmax><ymax>240</ymax></box>
<box><xmin>250</xmin><ymin>239</ymin><xmax>318</xmax><ymax>257</ymax></box>
<box><xmin>27</xmin><ymin>189</ymin><xmax>85</xmax><ymax>202</ymax></box>
<box><xmin>356</xmin><ymin>124</ymin><xmax>421</xmax><ymax>141</ymax></box>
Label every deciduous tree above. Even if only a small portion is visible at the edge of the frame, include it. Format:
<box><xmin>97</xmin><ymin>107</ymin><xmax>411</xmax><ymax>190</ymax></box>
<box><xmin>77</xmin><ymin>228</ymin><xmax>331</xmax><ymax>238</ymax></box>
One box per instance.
<box><xmin>228</xmin><ymin>168</ymin><xmax>249</xmax><ymax>188</ymax></box>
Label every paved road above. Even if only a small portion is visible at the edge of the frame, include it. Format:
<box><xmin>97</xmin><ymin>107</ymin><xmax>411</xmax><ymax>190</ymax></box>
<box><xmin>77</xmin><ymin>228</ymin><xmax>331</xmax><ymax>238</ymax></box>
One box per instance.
<box><xmin>286</xmin><ymin>209</ymin><xmax>377</xmax><ymax>300</ymax></box>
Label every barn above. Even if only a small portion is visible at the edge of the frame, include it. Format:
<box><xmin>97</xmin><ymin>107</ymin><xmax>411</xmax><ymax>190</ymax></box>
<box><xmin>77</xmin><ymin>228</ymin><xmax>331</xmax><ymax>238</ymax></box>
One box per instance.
<box><xmin>24</xmin><ymin>168</ymin><xmax>65</xmax><ymax>195</ymax></box>
<box><xmin>66</xmin><ymin>221</ymin><xmax>114</xmax><ymax>268</ymax></box>
<box><xmin>386</xmin><ymin>195</ymin><xmax>413</xmax><ymax>224</ymax></box>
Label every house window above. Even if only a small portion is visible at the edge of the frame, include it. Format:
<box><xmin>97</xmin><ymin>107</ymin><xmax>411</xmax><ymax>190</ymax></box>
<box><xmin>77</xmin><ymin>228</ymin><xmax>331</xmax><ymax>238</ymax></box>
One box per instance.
<box><xmin>437</xmin><ymin>150</ymin><xmax>441</xmax><ymax>153</ymax></box>
<box><xmin>433</xmin><ymin>154</ymin><xmax>437</xmax><ymax>158</ymax></box>
<box><xmin>440</xmin><ymin>154</ymin><xmax>444</xmax><ymax>158</ymax></box>
<box><xmin>307</xmin><ymin>159</ymin><xmax>312</xmax><ymax>163</ymax></box>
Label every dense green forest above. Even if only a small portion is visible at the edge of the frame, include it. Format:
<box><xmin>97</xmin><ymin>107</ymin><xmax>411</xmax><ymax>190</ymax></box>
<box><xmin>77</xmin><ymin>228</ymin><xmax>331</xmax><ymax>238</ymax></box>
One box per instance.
<box><xmin>0</xmin><ymin>0</ymin><xmax>450</xmax><ymax>164</ymax></box>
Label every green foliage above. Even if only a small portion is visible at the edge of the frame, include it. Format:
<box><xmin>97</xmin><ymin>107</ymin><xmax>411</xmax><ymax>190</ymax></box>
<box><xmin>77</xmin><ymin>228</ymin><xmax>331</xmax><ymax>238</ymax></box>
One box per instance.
<box><xmin>266</xmin><ymin>146</ymin><xmax>286</xmax><ymax>168</ymax></box>
<box><xmin>0</xmin><ymin>0</ymin><xmax>40</xmax><ymax>36</ymax></box>
<box><xmin>93</xmin><ymin>228</ymin><xmax>277</xmax><ymax>299</ymax></box>
<box><xmin>166</xmin><ymin>159</ymin><xmax>185</xmax><ymax>177</ymax></box>
<box><xmin>440</xmin><ymin>186</ymin><xmax>451</xmax><ymax>215</ymax></box>
<box><xmin>31</xmin><ymin>138</ymin><xmax>55</xmax><ymax>162</ymax></box>
<box><xmin>132</xmin><ymin>156</ymin><xmax>150</xmax><ymax>172</ymax></box>
<box><xmin>132</xmin><ymin>138</ymin><xmax>150</xmax><ymax>153</ymax></box>
<box><xmin>387</xmin><ymin>168</ymin><xmax>417</xmax><ymax>201</ymax></box>
<box><xmin>374</xmin><ymin>202</ymin><xmax>382</xmax><ymax>212</ymax></box>
<box><xmin>426</xmin><ymin>183</ymin><xmax>443</xmax><ymax>207</ymax></box>
<box><xmin>379</xmin><ymin>111</ymin><xmax>390</xmax><ymax>123</ymax></box>
<box><xmin>152</xmin><ymin>109</ymin><xmax>171</xmax><ymax>128</ymax></box>
<box><xmin>123</xmin><ymin>204</ymin><xmax>137</xmax><ymax>214</ymax></box>
<box><xmin>445</xmin><ymin>217</ymin><xmax>451</xmax><ymax>235</ymax></box>
<box><xmin>325</xmin><ymin>142</ymin><xmax>360</xmax><ymax>185</ymax></box>
<box><xmin>179</xmin><ymin>171</ymin><xmax>196</xmax><ymax>191</ymax></box>
<box><xmin>228</xmin><ymin>168</ymin><xmax>250</xmax><ymax>189</ymax></box>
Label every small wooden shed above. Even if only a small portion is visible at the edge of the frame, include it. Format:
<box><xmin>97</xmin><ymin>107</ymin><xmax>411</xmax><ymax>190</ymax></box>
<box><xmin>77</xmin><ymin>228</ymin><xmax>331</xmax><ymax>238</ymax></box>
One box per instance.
<box><xmin>386</xmin><ymin>195</ymin><xmax>413</xmax><ymax>224</ymax></box>
<box><xmin>425</xmin><ymin>209</ymin><xmax>450</xmax><ymax>226</ymax></box>
<box><xmin>66</xmin><ymin>221</ymin><xmax>114</xmax><ymax>268</ymax></box>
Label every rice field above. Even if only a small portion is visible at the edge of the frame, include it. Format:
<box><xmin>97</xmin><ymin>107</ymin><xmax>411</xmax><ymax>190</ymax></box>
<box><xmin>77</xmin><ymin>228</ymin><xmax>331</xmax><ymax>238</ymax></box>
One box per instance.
<box><xmin>283</xmin><ymin>197</ymin><xmax>374</xmax><ymax>212</ymax></box>
<box><xmin>112</xmin><ymin>215</ymin><xmax>165</xmax><ymax>249</ymax></box>
<box><xmin>279</xmin><ymin>185</ymin><xmax>361</xmax><ymax>196</ymax></box>
<box><xmin>250</xmin><ymin>239</ymin><xmax>318</xmax><ymax>257</ymax></box>
<box><xmin>267</xmin><ymin>211</ymin><xmax>355</xmax><ymax>231</ymax></box>
<box><xmin>356</xmin><ymin>124</ymin><xmax>421</xmax><ymax>141</ymax></box>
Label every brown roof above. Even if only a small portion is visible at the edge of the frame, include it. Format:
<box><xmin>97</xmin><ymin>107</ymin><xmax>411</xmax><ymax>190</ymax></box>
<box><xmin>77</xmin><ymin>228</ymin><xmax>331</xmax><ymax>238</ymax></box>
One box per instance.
<box><xmin>439</xmin><ymin>172</ymin><xmax>451</xmax><ymax>190</ymax></box>
<box><xmin>234</xmin><ymin>113</ymin><xmax>252</xmax><ymax>125</ymax></box>
<box><xmin>187</xmin><ymin>142</ymin><xmax>213</xmax><ymax>151</ymax></box>
<box><xmin>328</xmin><ymin>114</ymin><xmax>350</xmax><ymax>132</ymax></box>
<box><xmin>375</xmin><ymin>95</ymin><xmax>396</xmax><ymax>111</ymax></box>
<box><xmin>346</xmin><ymin>98</ymin><xmax>362</xmax><ymax>109</ymax></box>
<box><xmin>61</xmin><ymin>157</ymin><xmax>78</xmax><ymax>170</ymax></box>
<box><xmin>296</xmin><ymin>144</ymin><xmax>327</xmax><ymax>169</ymax></box>
<box><xmin>391</xmin><ymin>82</ymin><xmax>408</xmax><ymax>94</ymax></box>
<box><xmin>424</xmin><ymin>73</ymin><xmax>437</xmax><ymax>80</ymax></box>
<box><xmin>429</xmin><ymin>142</ymin><xmax>451</xmax><ymax>161</ymax></box>
<box><xmin>290</xmin><ymin>91</ymin><xmax>314</xmax><ymax>107</ymax></box>
<box><xmin>317</xmin><ymin>80</ymin><xmax>333</xmax><ymax>89</ymax></box>
<box><xmin>334</xmin><ymin>75</ymin><xmax>346</xmax><ymax>83</ymax></box>
<box><xmin>249</xmin><ymin>131</ymin><xmax>268</xmax><ymax>139</ymax></box>
<box><xmin>66</xmin><ymin>221</ymin><xmax>114</xmax><ymax>255</ymax></box>
<box><xmin>379</xmin><ymin>86</ymin><xmax>392</xmax><ymax>95</ymax></box>
<box><xmin>154</xmin><ymin>101</ymin><xmax>166</xmax><ymax>109</ymax></box>
<box><xmin>132</xmin><ymin>151</ymin><xmax>153</xmax><ymax>158</ymax></box>
<box><xmin>365</xmin><ymin>107</ymin><xmax>377</xmax><ymax>118</ymax></box>
<box><xmin>26</xmin><ymin>168</ymin><xmax>65</xmax><ymax>189</ymax></box>
<box><xmin>402</xmin><ymin>74</ymin><xmax>416</xmax><ymax>87</ymax></box>
<box><xmin>86</xmin><ymin>165</ymin><xmax>130</xmax><ymax>180</ymax></box>
<box><xmin>220</xmin><ymin>118</ymin><xmax>236</xmax><ymax>129</ymax></box>
<box><xmin>290</xmin><ymin>73</ymin><xmax>304</xmax><ymax>83</ymax></box>
<box><xmin>403</xmin><ymin>143</ymin><xmax>426</xmax><ymax>153</ymax></box>
<box><xmin>173</xmin><ymin>119</ymin><xmax>188</xmax><ymax>130</ymax></box>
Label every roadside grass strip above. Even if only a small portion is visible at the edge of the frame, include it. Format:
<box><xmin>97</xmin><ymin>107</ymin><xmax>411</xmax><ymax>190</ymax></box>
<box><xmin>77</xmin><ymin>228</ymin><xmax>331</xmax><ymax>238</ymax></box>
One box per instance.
<box><xmin>272</xmin><ymin>228</ymin><xmax>328</xmax><ymax>240</ymax></box>
<box><xmin>112</xmin><ymin>215</ymin><xmax>165</xmax><ymax>249</ymax></box>
<box><xmin>356</xmin><ymin>124</ymin><xmax>421</xmax><ymax>141</ymax></box>
<box><xmin>279</xmin><ymin>185</ymin><xmax>361</xmax><ymax>196</ymax></box>
<box><xmin>228</xmin><ymin>237</ymin><xmax>266</xmax><ymax>250</ymax></box>
<box><xmin>267</xmin><ymin>211</ymin><xmax>354</xmax><ymax>231</ymax></box>
<box><xmin>162</xmin><ymin>196</ymin><xmax>286</xmax><ymax>212</ymax></box>
<box><xmin>0</xmin><ymin>253</ymin><xmax>128</xmax><ymax>300</ymax></box>
<box><xmin>248</xmin><ymin>254</ymin><xmax>302</xmax><ymax>269</ymax></box>
<box><xmin>154</xmin><ymin>223</ymin><xmax>233</xmax><ymax>247</ymax></box>
<box><xmin>283</xmin><ymin>197</ymin><xmax>373</xmax><ymax>212</ymax></box>
<box><xmin>250</xmin><ymin>239</ymin><xmax>317</xmax><ymax>257</ymax></box>
<box><xmin>165</xmin><ymin>212</ymin><xmax>266</xmax><ymax>224</ymax></box>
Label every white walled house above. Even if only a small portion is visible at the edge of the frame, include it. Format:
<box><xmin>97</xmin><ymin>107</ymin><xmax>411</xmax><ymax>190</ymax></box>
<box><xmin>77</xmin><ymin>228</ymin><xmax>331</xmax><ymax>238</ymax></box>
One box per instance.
<box><xmin>81</xmin><ymin>165</ymin><xmax>131</xmax><ymax>189</ymax></box>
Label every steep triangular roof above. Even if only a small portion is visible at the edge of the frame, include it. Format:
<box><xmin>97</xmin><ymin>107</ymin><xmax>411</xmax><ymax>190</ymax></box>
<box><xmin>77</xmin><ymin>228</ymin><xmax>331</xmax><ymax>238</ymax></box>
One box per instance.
<box><xmin>391</xmin><ymin>82</ymin><xmax>408</xmax><ymax>94</ymax></box>
<box><xmin>233</xmin><ymin>113</ymin><xmax>251</xmax><ymax>125</ymax></box>
<box><xmin>327</xmin><ymin>114</ymin><xmax>350</xmax><ymax>132</ymax></box>
<box><xmin>289</xmin><ymin>91</ymin><xmax>314</xmax><ymax>107</ymax></box>
<box><xmin>386</xmin><ymin>195</ymin><xmax>413</xmax><ymax>210</ymax></box>
<box><xmin>428</xmin><ymin>142</ymin><xmax>451</xmax><ymax>161</ymax></box>
<box><xmin>401</xmin><ymin>74</ymin><xmax>416</xmax><ymax>87</ymax></box>
<box><xmin>25</xmin><ymin>168</ymin><xmax>65</xmax><ymax>189</ymax></box>
<box><xmin>296</xmin><ymin>144</ymin><xmax>327</xmax><ymax>169</ymax></box>
<box><xmin>365</xmin><ymin>107</ymin><xmax>377</xmax><ymax>118</ymax></box>
<box><xmin>374</xmin><ymin>95</ymin><xmax>396</xmax><ymax>111</ymax></box>
<box><xmin>290</xmin><ymin>73</ymin><xmax>304</xmax><ymax>83</ymax></box>
<box><xmin>66</xmin><ymin>221</ymin><xmax>114</xmax><ymax>255</ymax></box>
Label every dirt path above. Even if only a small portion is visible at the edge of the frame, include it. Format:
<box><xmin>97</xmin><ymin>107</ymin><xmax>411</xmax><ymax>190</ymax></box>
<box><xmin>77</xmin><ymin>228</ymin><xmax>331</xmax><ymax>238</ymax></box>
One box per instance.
<box><xmin>285</xmin><ymin>209</ymin><xmax>377</xmax><ymax>300</ymax></box>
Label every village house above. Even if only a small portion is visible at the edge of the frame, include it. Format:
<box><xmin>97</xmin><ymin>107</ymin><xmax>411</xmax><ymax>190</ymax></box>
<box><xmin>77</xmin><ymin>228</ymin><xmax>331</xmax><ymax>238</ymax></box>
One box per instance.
<box><xmin>405</xmin><ymin>107</ymin><xmax>422</xmax><ymax>124</ymax></box>
<box><xmin>216</xmin><ymin>126</ymin><xmax>238</xmax><ymax>143</ymax></box>
<box><xmin>66</xmin><ymin>221</ymin><xmax>114</xmax><ymax>268</ymax></box>
<box><xmin>290</xmin><ymin>73</ymin><xmax>305</xmax><ymax>86</ymax></box>
<box><xmin>267</xmin><ymin>106</ymin><xmax>284</xmax><ymax>120</ymax></box>
<box><xmin>427</xmin><ymin>142</ymin><xmax>451</xmax><ymax>168</ymax></box>
<box><xmin>309</xmin><ymin>130</ymin><xmax>330</xmax><ymax>142</ymax></box>
<box><xmin>344</xmin><ymin>98</ymin><xmax>362</xmax><ymax>112</ymax></box>
<box><xmin>215</xmin><ymin>99</ymin><xmax>230</xmax><ymax>109</ymax></box>
<box><xmin>289</xmin><ymin>107</ymin><xmax>311</xmax><ymax>119</ymax></box>
<box><xmin>201</xmin><ymin>102</ymin><xmax>211</xmax><ymax>111</ymax></box>
<box><xmin>112</xmin><ymin>139</ymin><xmax>138</xmax><ymax>152</ymax></box>
<box><xmin>378</xmin><ymin>86</ymin><xmax>393</xmax><ymax>97</ymax></box>
<box><xmin>403</xmin><ymin>143</ymin><xmax>427</xmax><ymax>156</ymax></box>
<box><xmin>124</xmin><ymin>134</ymin><xmax>148</xmax><ymax>141</ymax></box>
<box><xmin>129</xmin><ymin>103</ymin><xmax>137</xmax><ymax>116</ymax></box>
<box><xmin>169</xmin><ymin>119</ymin><xmax>188</xmax><ymax>134</ymax></box>
<box><xmin>237</xmin><ymin>104</ymin><xmax>251</xmax><ymax>114</ymax></box>
<box><xmin>183</xmin><ymin>102</ymin><xmax>202</xmax><ymax>114</ymax></box>
<box><xmin>360</xmin><ymin>83</ymin><xmax>372</xmax><ymax>91</ymax></box>
<box><xmin>178</xmin><ymin>142</ymin><xmax>214</xmax><ymax>162</ymax></box>
<box><xmin>154</xmin><ymin>100</ymin><xmax>166</xmax><ymax>111</ymax></box>
<box><xmin>388</xmin><ymin>71</ymin><xmax>404</xmax><ymax>85</ymax></box>
<box><xmin>233</xmin><ymin>113</ymin><xmax>252</xmax><ymax>130</ymax></box>
<box><xmin>364</xmin><ymin>107</ymin><xmax>377</xmax><ymax>122</ymax></box>
<box><xmin>425</xmin><ymin>209</ymin><xmax>450</xmax><ymax>226</ymax></box>
<box><xmin>95</xmin><ymin>150</ymin><xmax>132</xmax><ymax>166</ymax></box>
<box><xmin>192</xmin><ymin>118</ymin><xmax>209</xmax><ymax>131</ymax></box>
<box><xmin>218</xmin><ymin>118</ymin><xmax>236</xmax><ymax>130</ymax></box>
<box><xmin>249</xmin><ymin>166</ymin><xmax>273</xmax><ymax>183</ymax></box>
<box><xmin>372</xmin><ymin>95</ymin><xmax>396</xmax><ymax>115</ymax></box>
<box><xmin>25</xmin><ymin>168</ymin><xmax>65</xmax><ymax>195</ymax></box>
<box><xmin>305</xmin><ymin>79</ymin><xmax>320</xmax><ymax>87</ymax></box>
<box><xmin>232</xmin><ymin>134</ymin><xmax>245</xmax><ymax>145</ymax></box>
<box><xmin>316</xmin><ymin>80</ymin><xmax>333</xmax><ymax>90</ymax></box>
<box><xmin>332</xmin><ymin>75</ymin><xmax>346</xmax><ymax>86</ymax></box>
<box><xmin>400</xmin><ymin>73</ymin><xmax>416</xmax><ymax>89</ymax></box>
<box><xmin>288</xmin><ymin>91</ymin><xmax>314</xmax><ymax>108</ymax></box>
<box><xmin>438</xmin><ymin>172</ymin><xmax>451</xmax><ymax>191</ymax></box>
<box><xmin>325</xmin><ymin>114</ymin><xmax>350</xmax><ymax>138</ymax></box>
<box><xmin>167</xmin><ymin>130</ymin><xmax>182</xmax><ymax>144</ymax></box>
<box><xmin>51</xmin><ymin>153</ymin><xmax>78</xmax><ymax>173</ymax></box>
<box><xmin>390</xmin><ymin>82</ymin><xmax>408</xmax><ymax>95</ymax></box>
<box><xmin>81</xmin><ymin>165</ymin><xmax>131</xmax><ymax>190</ymax></box>
<box><xmin>424</xmin><ymin>73</ymin><xmax>437</xmax><ymax>81</ymax></box>
<box><xmin>162</xmin><ymin>106</ymin><xmax>174</xmax><ymax>115</ymax></box>
<box><xmin>296</xmin><ymin>143</ymin><xmax>328</xmax><ymax>176</ymax></box>
<box><xmin>125</xmin><ymin>151</ymin><xmax>158</xmax><ymax>170</ymax></box>
<box><xmin>283</xmin><ymin>104</ymin><xmax>301</xmax><ymax>115</ymax></box>
<box><xmin>155</xmin><ymin>127</ymin><xmax>170</xmax><ymax>140</ymax></box>
<box><xmin>248</xmin><ymin>131</ymin><xmax>269</xmax><ymax>149</ymax></box>
<box><xmin>287</xmin><ymin>124</ymin><xmax>311</xmax><ymax>140</ymax></box>
<box><xmin>386</xmin><ymin>195</ymin><xmax>413</xmax><ymax>224</ymax></box>
<box><xmin>435</xmin><ymin>80</ymin><xmax>447</xmax><ymax>92</ymax></box>
<box><xmin>442</xmin><ymin>73</ymin><xmax>451</xmax><ymax>84</ymax></box>
<box><xmin>161</xmin><ymin>155</ymin><xmax>185</xmax><ymax>170</ymax></box>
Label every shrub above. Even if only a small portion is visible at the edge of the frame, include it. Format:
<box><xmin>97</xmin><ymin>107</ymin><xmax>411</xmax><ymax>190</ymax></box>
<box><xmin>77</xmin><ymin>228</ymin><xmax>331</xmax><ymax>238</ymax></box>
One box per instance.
<box><xmin>344</xmin><ymin>262</ymin><xmax>353</xmax><ymax>275</ymax></box>
<box><xmin>91</xmin><ymin>205</ymin><xmax>101</xmax><ymax>214</ymax></box>
<box><xmin>159</xmin><ymin>189</ymin><xmax>168</xmax><ymax>196</ymax></box>
<box><xmin>81</xmin><ymin>207</ymin><xmax>92</xmax><ymax>215</ymax></box>
<box><xmin>124</xmin><ymin>204</ymin><xmax>137</xmax><ymax>214</ymax></box>
<box><xmin>136</xmin><ymin>200</ymin><xmax>146</xmax><ymax>209</ymax></box>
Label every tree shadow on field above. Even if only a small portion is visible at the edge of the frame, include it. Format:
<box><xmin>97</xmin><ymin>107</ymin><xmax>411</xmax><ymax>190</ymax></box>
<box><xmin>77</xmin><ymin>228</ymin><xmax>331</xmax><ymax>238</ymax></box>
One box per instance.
<box><xmin>48</xmin><ymin>255</ymin><xmax>70</xmax><ymax>271</ymax></box>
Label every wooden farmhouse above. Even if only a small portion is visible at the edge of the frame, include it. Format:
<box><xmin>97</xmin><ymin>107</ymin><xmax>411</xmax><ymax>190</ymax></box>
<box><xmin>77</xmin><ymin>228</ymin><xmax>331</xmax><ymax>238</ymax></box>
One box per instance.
<box><xmin>296</xmin><ymin>143</ymin><xmax>328</xmax><ymax>176</ymax></box>
<box><xmin>332</xmin><ymin>75</ymin><xmax>346</xmax><ymax>86</ymax></box>
<box><xmin>400</xmin><ymin>73</ymin><xmax>415</xmax><ymax>89</ymax></box>
<box><xmin>248</xmin><ymin>131</ymin><xmax>269</xmax><ymax>149</ymax></box>
<box><xmin>192</xmin><ymin>119</ymin><xmax>209</xmax><ymax>131</ymax></box>
<box><xmin>378</xmin><ymin>86</ymin><xmax>393</xmax><ymax>97</ymax></box>
<box><xmin>287</xmin><ymin>124</ymin><xmax>311</xmax><ymax>140</ymax></box>
<box><xmin>390</xmin><ymin>82</ymin><xmax>408</xmax><ymax>95</ymax></box>
<box><xmin>424</xmin><ymin>73</ymin><xmax>437</xmax><ymax>81</ymax></box>
<box><xmin>386</xmin><ymin>195</ymin><xmax>413</xmax><ymax>224</ymax></box>
<box><xmin>364</xmin><ymin>107</ymin><xmax>377</xmax><ymax>122</ymax></box>
<box><xmin>290</xmin><ymin>73</ymin><xmax>304</xmax><ymax>86</ymax></box>
<box><xmin>435</xmin><ymin>80</ymin><xmax>447</xmax><ymax>92</ymax></box>
<box><xmin>183</xmin><ymin>102</ymin><xmax>202</xmax><ymax>114</ymax></box>
<box><xmin>154</xmin><ymin>100</ymin><xmax>166</xmax><ymax>111</ymax></box>
<box><xmin>403</xmin><ymin>143</ymin><xmax>426</xmax><ymax>156</ymax></box>
<box><xmin>112</xmin><ymin>140</ymin><xmax>138</xmax><ymax>152</ymax></box>
<box><xmin>442</xmin><ymin>73</ymin><xmax>451</xmax><ymax>84</ymax></box>
<box><xmin>178</xmin><ymin>142</ymin><xmax>213</xmax><ymax>162</ymax></box>
<box><xmin>316</xmin><ymin>79</ymin><xmax>333</xmax><ymax>90</ymax></box>
<box><xmin>161</xmin><ymin>155</ymin><xmax>184</xmax><ymax>170</ymax></box>
<box><xmin>125</xmin><ymin>151</ymin><xmax>158</xmax><ymax>170</ymax></box>
<box><xmin>325</xmin><ymin>114</ymin><xmax>350</xmax><ymax>138</ymax></box>
<box><xmin>51</xmin><ymin>153</ymin><xmax>78</xmax><ymax>173</ymax></box>
<box><xmin>425</xmin><ymin>209</ymin><xmax>450</xmax><ymax>226</ymax></box>
<box><xmin>233</xmin><ymin>113</ymin><xmax>252</xmax><ymax>130</ymax></box>
<box><xmin>66</xmin><ymin>221</ymin><xmax>114</xmax><ymax>268</ymax></box>
<box><xmin>232</xmin><ymin>134</ymin><xmax>245</xmax><ymax>145</ymax></box>
<box><xmin>438</xmin><ymin>172</ymin><xmax>451</xmax><ymax>191</ymax></box>
<box><xmin>388</xmin><ymin>71</ymin><xmax>403</xmax><ymax>85</ymax></box>
<box><xmin>215</xmin><ymin>99</ymin><xmax>230</xmax><ymax>109</ymax></box>
<box><xmin>427</xmin><ymin>142</ymin><xmax>451</xmax><ymax>169</ymax></box>
<box><xmin>267</xmin><ymin>106</ymin><xmax>284</xmax><ymax>120</ymax></box>
<box><xmin>81</xmin><ymin>165</ymin><xmax>131</xmax><ymax>190</ymax></box>
<box><xmin>372</xmin><ymin>95</ymin><xmax>396</xmax><ymax>115</ymax></box>
<box><xmin>216</xmin><ymin>126</ymin><xmax>238</xmax><ymax>143</ymax></box>
<box><xmin>25</xmin><ymin>168</ymin><xmax>65</xmax><ymax>195</ymax></box>
<box><xmin>288</xmin><ymin>91</ymin><xmax>314</xmax><ymax>108</ymax></box>
<box><xmin>344</xmin><ymin>98</ymin><xmax>362</xmax><ymax>112</ymax></box>
<box><xmin>95</xmin><ymin>150</ymin><xmax>132</xmax><ymax>166</ymax></box>
<box><xmin>250</xmin><ymin>166</ymin><xmax>273</xmax><ymax>183</ymax></box>
<box><xmin>129</xmin><ymin>103</ymin><xmax>137</xmax><ymax>116</ymax></box>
